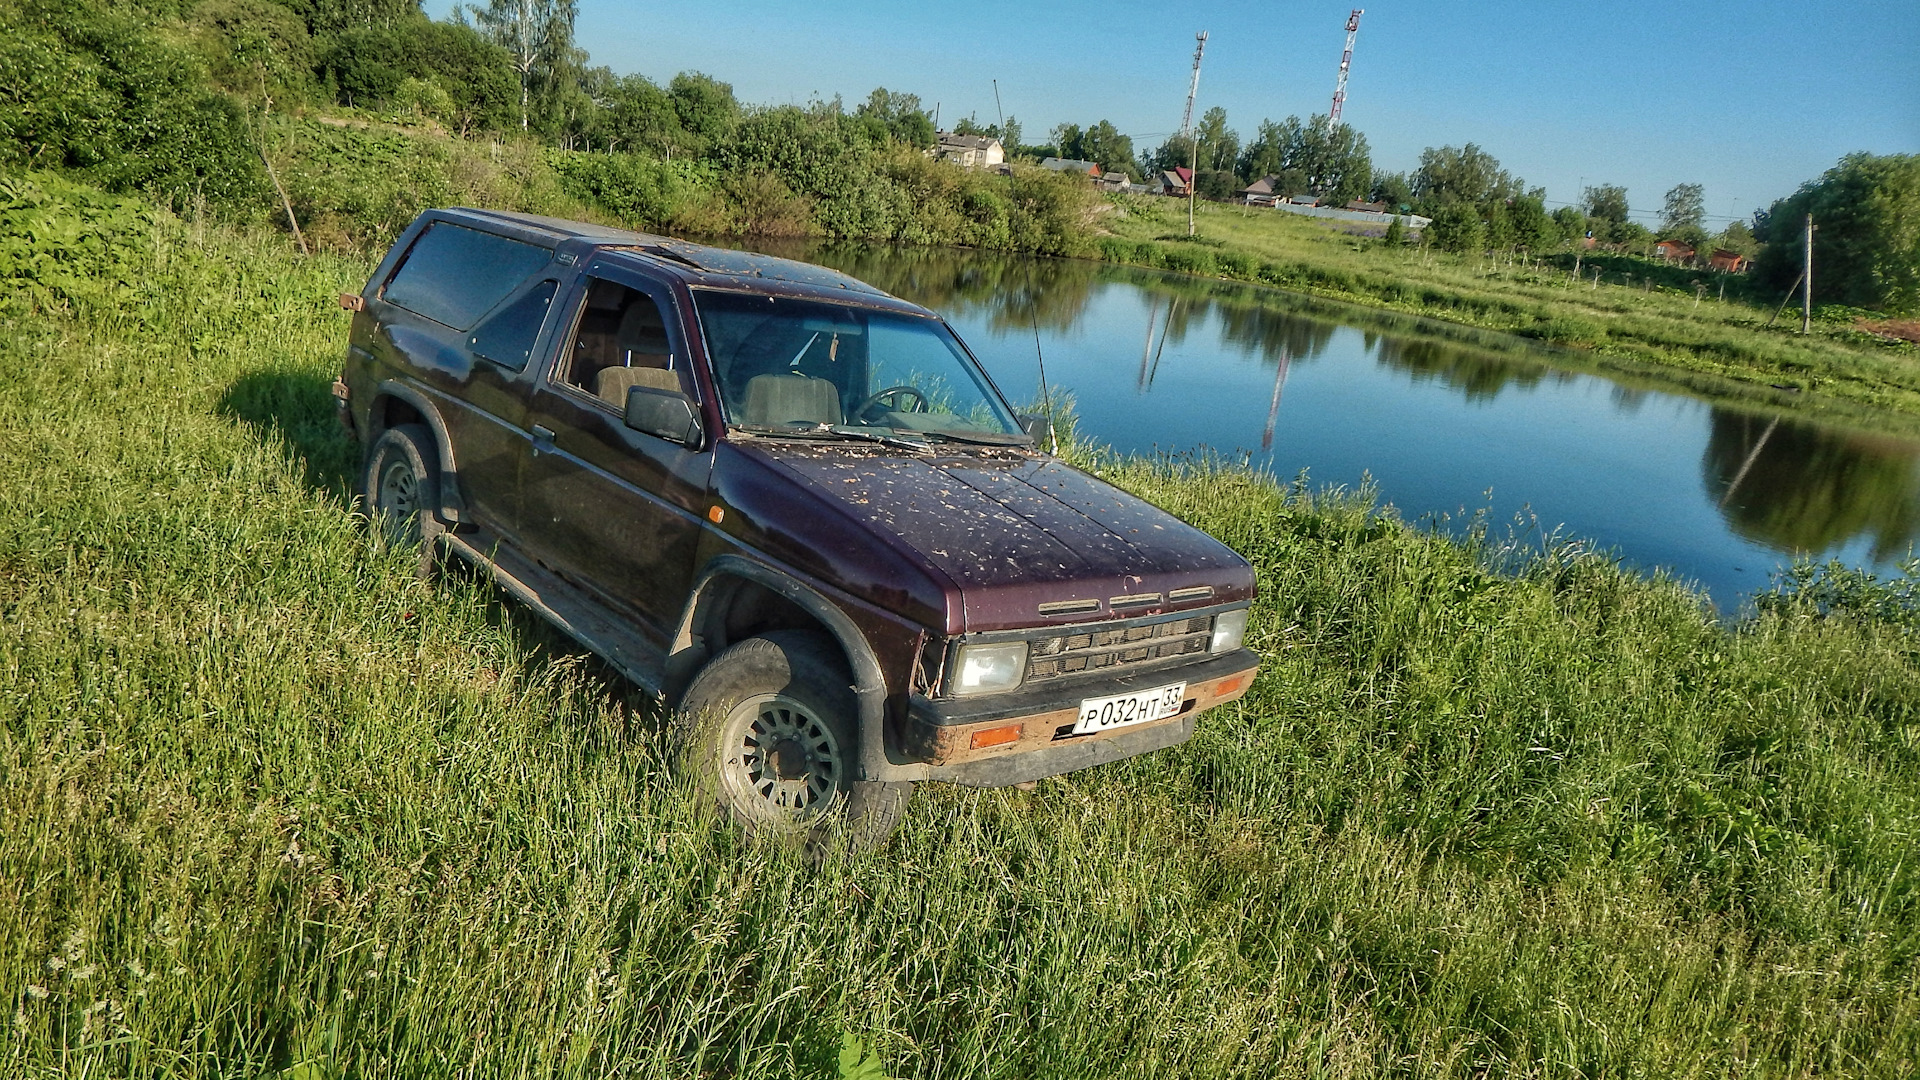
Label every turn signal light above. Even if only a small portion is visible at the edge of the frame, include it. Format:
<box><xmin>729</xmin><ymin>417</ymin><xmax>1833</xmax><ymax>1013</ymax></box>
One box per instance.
<box><xmin>969</xmin><ymin>723</ymin><xmax>1022</xmax><ymax>750</ymax></box>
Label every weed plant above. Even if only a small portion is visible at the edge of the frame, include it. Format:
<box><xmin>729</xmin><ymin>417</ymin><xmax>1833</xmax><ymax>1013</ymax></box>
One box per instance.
<box><xmin>2</xmin><ymin>196</ymin><xmax>1917</xmax><ymax>1078</ymax></box>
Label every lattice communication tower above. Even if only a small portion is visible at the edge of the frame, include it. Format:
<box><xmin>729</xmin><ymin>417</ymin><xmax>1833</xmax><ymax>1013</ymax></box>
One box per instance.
<box><xmin>1180</xmin><ymin>31</ymin><xmax>1209</xmax><ymax>138</ymax></box>
<box><xmin>1327</xmin><ymin>9</ymin><xmax>1363</xmax><ymax>132</ymax></box>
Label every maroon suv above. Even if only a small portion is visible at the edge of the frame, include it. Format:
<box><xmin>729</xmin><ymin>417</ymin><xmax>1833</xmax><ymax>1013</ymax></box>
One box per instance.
<box><xmin>336</xmin><ymin>208</ymin><xmax>1259</xmax><ymax>842</ymax></box>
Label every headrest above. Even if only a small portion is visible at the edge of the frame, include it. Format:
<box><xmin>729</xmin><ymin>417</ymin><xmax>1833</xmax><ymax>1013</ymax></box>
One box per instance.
<box><xmin>596</xmin><ymin>365</ymin><xmax>683</xmax><ymax>408</ymax></box>
<box><xmin>741</xmin><ymin>373</ymin><xmax>843</xmax><ymax>427</ymax></box>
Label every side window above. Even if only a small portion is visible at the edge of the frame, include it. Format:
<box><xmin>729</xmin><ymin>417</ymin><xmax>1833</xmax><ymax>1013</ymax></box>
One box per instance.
<box><xmin>382</xmin><ymin>223</ymin><xmax>552</xmax><ymax>330</ymax></box>
<box><xmin>468</xmin><ymin>280</ymin><xmax>557</xmax><ymax>370</ymax></box>
<box><xmin>555</xmin><ymin>276</ymin><xmax>692</xmax><ymax>410</ymax></box>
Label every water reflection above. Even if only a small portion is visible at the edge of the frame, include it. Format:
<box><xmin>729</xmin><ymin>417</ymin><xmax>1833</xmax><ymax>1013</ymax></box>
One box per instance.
<box><xmin>742</xmin><ymin>240</ymin><xmax>1920</xmax><ymax>599</ymax></box>
<box><xmin>1705</xmin><ymin>409</ymin><xmax>1920</xmax><ymax>559</ymax></box>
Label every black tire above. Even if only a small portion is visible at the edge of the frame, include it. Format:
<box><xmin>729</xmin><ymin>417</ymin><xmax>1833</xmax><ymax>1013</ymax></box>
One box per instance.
<box><xmin>675</xmin><ymin>631</ymin><xmax>914</xmax><ymax>847</ymax></box>
<box><xmin>363</xmin><ymin>423</ymin><xmax>444</xmax><ymax>578</ymax></box>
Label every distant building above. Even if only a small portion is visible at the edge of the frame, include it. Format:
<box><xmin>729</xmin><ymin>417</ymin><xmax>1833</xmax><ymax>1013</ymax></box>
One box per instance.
<box><xmin>1653</xmin><ymin>239</ymin><xmax>1696</xmax><ymax>261</ymax></box>
<box><xmin>1093</xmin><ymin>171</ymin><xmax>1130</xmax><ymax>192</ymax></box>
<box><xmin>1238</xmin><ymin>175</ymin><xmax>1281</xmax><ymax>206</ymax></box>
<box><xmin>1040</xmin><ymin>157</ymin><xmax>1101</xmax><ymax>176</ymax></box>
<box><xmin>1708</xmin><ymin>249</ymin><xmax>1750</xmax><ymax>273</ymax></box>
<box><xmin>935</xmin><ymin>132</ymin><xmax>1005</xmax><ymax>169</ymax></box>
<box><xmin>1345</xmin><ymin>200</ymin><xmax>1389</xmax><ymax>213</ymax></box>
<box><xmin>1159</xmin><ymin>167</ymin><xmax>1193</xmax><ymax>196</ymax></box>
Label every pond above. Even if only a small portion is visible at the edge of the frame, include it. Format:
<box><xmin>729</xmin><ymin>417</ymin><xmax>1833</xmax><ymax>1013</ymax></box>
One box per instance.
<box><xmin>749</xmin><ymin>243</ymin><xmax>1920</xmax><ymax>609</ymax></box>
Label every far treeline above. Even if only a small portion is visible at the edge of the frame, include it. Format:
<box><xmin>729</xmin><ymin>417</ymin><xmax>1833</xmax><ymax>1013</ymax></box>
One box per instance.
<box><xmin>1</xmin><ymin>0</ymin><xmax>1916</xmax><ymax>314</ymax></box>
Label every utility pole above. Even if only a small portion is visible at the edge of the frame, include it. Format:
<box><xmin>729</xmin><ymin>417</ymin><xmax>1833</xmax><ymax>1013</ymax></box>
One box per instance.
<box><xmin>1801</xmin><ymin>213</ymin><xmax>1814</xmax><ymax>335</ymax></box>
<box><xmin>1180</xmin><ymin>31</ymin><xmax>1208</xmax><ymax>238</ymax></box>
<box><xmin>1327</xmin><ymin>9</ymin><xmax>1363</xmax><ymax>133</ymax></box>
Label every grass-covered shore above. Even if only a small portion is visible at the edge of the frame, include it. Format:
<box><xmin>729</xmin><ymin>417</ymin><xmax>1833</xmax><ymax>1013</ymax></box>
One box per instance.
<box><xmin>4</xmin><ymin>194</ymin><xmax>1920</xmax><ymax>1078</ymax></box>
<box><xmin>1093</xmin><ymin>197</ymin><xmax>1920</xmax><ymax>418</ymax></box>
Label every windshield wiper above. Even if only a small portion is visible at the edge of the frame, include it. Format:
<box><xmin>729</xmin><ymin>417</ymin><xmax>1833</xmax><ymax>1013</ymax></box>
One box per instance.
<box><xmin>914</xmin><ymin>429</ymin><xmax>1035</xmax><ymax>447</ymax></box>
<box><xmin>731</xmin><ymin>423</ymin><xmax>932</xmax><ymax>452</ymax></box>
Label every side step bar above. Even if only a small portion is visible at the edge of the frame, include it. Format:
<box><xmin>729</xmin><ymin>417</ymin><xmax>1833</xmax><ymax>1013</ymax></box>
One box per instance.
<box><xmin>439</xmin><ymin>531</ymin><xmax>668</xmax><ymax>697</ymax></box>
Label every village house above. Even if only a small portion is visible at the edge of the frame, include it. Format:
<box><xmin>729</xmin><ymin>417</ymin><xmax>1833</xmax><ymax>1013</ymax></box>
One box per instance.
<box><xmin>1708</xmin><ymin>249</ymin><xmax>1750</xmax><ymax>273</ymax></box>
<box><xmin>1040</xmin><ymin>157</ymin><xmax>1100</xmax><ymax>177</ymax></box>
<box><xmin>1159</xmin><ymin>166</ymin><xmax>1193</xmax><ymax>197</ymax></box>
<box><xmin>935</xmin><ymin>132</ymin><xmax>1005</xmax><ymax>169</ymax></box>
<box><xmin>1238</xmin><ymin>175</ymin><xmax>1281</xmax><ymax>206</ymax></box>
<box><xmin>1653</xmin><ymin>239</ymin><xmax>1696</xmax><ymax>261</ymax></box>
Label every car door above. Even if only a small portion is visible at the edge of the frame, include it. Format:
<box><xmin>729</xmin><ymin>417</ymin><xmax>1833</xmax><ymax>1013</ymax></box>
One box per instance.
<box><xmin>370</xmin><ymin>221</ymin><xmax>559</xmax><ymax>541</ymax></box>
<box><xmin>518</xmin><ymin>263</ymin><xmax>712</xmax><ymax>643</ymax></box>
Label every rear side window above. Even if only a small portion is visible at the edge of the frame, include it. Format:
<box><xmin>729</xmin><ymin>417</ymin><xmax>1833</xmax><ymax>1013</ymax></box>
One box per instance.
<box><xmin>382</xmin><ymin>223</ymin><xmax>552</xmax><ymax>330</ymax></box>
<box><xmin>467</xmin><ymin>280</ymin><xmax>558</xmax><ymax>370</ymax></box>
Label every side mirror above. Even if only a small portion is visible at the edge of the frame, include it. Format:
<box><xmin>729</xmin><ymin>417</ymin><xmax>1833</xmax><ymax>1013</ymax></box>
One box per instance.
<box><xmin>624</xmin><ymin>385</ymin><xmax>704</xmax><ymax>448</ymax></box>
<box><xmin>1017</xmin><ymin>413</ymin><xmax>1050</xmax><ymax>442</ymax></box>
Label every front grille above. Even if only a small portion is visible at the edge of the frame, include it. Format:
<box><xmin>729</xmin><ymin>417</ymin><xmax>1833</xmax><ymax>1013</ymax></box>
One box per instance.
<box><xmin>1024</xmin><ymin>614</ymin><xmax>1213</xmax><ymax>682</ymax></box>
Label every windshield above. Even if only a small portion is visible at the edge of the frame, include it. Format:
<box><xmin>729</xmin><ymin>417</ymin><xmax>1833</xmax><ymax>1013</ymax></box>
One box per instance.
<box><xmin>693</xmin><ymin>291</ymin><xmax>1021</xmax><ymax>439</ymax></box>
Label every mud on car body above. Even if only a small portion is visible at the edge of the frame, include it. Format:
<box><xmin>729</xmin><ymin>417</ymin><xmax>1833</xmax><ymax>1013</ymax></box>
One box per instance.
<box><xmin>336</xmin><ymin>208</ymin><xmax>1260</xmax><ymax>842</ymax></box>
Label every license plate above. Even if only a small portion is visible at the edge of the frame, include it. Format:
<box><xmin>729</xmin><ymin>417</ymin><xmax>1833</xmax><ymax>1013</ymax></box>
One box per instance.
<box><xmin>1073</xmin><ymin>682</ymin><xmax>1188</xmax><ymax>736</ymax></box>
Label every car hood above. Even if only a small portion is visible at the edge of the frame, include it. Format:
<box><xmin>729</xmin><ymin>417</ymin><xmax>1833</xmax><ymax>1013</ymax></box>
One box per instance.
<box><xmin>739</xmin><ymin>442</ymin><xmax>1253</xmax><ymax>632</ymax></box>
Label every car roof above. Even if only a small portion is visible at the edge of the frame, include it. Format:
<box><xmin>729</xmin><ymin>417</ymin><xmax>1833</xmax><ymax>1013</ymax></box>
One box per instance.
<box><xmin>440</xmin><ymin>207</ymin><xmax>931</xmax><ymax>316</ymax></box>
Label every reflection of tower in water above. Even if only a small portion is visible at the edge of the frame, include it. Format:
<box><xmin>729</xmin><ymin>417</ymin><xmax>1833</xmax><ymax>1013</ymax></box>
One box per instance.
<box><xmin>1262</xmin><ymin>349</ymin><xmax>1291</xmax><ymax>452</ymax></box>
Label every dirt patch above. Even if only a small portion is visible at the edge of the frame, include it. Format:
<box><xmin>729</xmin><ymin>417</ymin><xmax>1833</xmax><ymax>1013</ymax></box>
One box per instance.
<box><xmin>1858</xmin><ymin>318</ymin><xmax>1920</xmax><ymax>344</ymax></box>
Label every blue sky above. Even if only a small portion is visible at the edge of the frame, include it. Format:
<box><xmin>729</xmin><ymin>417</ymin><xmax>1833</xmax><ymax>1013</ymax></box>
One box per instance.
<box><xmin>433</xmin><ymin>0</ymin><xmax>1919</xmax><ymax>225</ymax></box>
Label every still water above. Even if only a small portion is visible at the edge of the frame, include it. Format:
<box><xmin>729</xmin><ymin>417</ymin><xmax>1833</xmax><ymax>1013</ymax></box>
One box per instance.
<box><xmin>773</xmin><ymin>244</ymin><xmax>1920</xmax><ymax>608</ymax></box>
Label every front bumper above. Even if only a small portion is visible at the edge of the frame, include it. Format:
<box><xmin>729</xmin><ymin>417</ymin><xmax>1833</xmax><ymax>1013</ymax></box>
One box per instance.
<box><xmin>903</xmin><ymin>648</ymin><xmax>1259</xmax><ymax>788</ymax></box>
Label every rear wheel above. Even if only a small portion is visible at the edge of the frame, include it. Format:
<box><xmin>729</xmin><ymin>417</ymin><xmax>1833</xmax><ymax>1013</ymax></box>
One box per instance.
<box><xmin>676</xmin><ymin>631</ymin><xmax>913</xmax><ymax>847</ymax></box>
<box><xmin>364</xmin><ymin>423</ymin><xmax>444</xmax><ymax>577</ymax></box>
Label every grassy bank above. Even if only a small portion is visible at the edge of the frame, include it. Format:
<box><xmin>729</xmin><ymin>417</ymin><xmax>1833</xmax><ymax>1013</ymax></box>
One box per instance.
<box><xmin>1093</xmin><ymin>197</ymin><xmax>1920</xmax><ymax>416</ymax></box>
<box><xmin>4</xmin><ymin>196</ymin><xmax>1919</xmax><ymax>1078</ymax></box>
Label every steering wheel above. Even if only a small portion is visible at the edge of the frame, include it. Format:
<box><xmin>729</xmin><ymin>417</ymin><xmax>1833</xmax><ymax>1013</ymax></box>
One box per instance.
<box><xmin>854</xmin><ymin>385</ymin><xmax>929</xmax><ymax>422</ymax></box>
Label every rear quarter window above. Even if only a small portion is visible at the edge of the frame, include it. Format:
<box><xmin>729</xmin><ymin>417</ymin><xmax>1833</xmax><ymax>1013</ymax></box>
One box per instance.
<box><xmin>382</xmin><ymin>223</ymin><xmax>553</xmax><ymax>330</ymax></box>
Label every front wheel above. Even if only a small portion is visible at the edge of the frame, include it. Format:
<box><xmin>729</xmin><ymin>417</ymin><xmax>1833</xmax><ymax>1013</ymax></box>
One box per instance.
<box><xmin>675</xmin><ymin>631</ymin><xmax>913</xmax><ymax>847</ymax></box>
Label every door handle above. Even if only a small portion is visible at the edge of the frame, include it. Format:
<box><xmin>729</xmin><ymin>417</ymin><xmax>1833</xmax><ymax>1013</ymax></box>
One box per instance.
<box><xmin>531</xmin><ymin>424</ymin><xmax>556</xmax><ymax>451</ymax></box>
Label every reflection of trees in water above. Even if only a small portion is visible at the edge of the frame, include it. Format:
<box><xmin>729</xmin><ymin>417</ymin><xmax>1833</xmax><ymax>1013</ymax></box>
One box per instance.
<box><xmin>798</xmin><ymin>245</ymin><xmax>1101</xmax><ymax>334</ymax></box>
<box><xmin>1371</xmin><ymin>334</ymin><xmax>1552</xmax><ymax>401</ymax></box>
<box><xmin>1705</xmin><ymin>408</ymin><xmax>1920</xmax><ymax>558</ymax></box>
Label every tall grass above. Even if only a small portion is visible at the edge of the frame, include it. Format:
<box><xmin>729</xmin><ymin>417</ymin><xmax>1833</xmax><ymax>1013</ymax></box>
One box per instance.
<box><xmin>2</xmin><ymin>200</ymin><xmax>1917</xmax><ymax>1077</ymax></box>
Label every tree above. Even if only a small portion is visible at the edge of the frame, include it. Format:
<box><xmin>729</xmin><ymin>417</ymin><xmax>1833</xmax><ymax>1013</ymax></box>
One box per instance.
<box><xmin>1369</xmin><ymin>171</ymin><xmax>1412</xmax><ymax>211</ymax></box>
<box><xmin>1660</xmin><ymin>182</ymin><xmax>1705</xmax><ymax>234</ymax></box>
<box><xmin>1382</xmin><ymin>214</ymin><xmax>1406</xmax><ymax>247</ymax></box>
<box><xmin>1509</xmin><ymin>194</ymin><xmax>1557</xmax><ymax>252</ymax></box>
<box><xmin>1714</xmin><ymin>218</ymin><xmax>1757</xmax><ymax>258</ymax></box>
<box><xmin>1228</xmin><ymin>114</ymin><xmax>1371</xmax><ymax>202</ymax></box>
<box><xmin>1236</xmin><ymin>119</ymin><xmax>1286</xmax><ymax>181</ymax></box>
<box><xmin>1754</xmin><ymin>152</ymin><xmax>1920</xmax><ymax>313</ymax></box>
<box><xmin>1551</xmin><ymin>205</ymin><xmax>1588</xmax><ymax>244</ymax></box>
<box><xmin>1411</xmin><ymin>144</ymin><xmax>1527</xmax><ymax>210</ymax></box>
<box><xmin>667</xmin><ymin>71</ymin><xmax>737</xmax><ymax>145</ymax></box>
<box><xmin>465</xmin><ymin>0</ymin><xmax>577</xmax><ymax>131</ymax></box>
<box><xmin>1144</xmin><ymin>131</ymin><xmax>1192</xmax><ymax>174</ymax></box>
<box><xmin>1078</xmin><ymin>120</ymin><xmax>1133</xmax><ymax>177</ymax></box>
<box><xmin>1426</xmin><ymin>201</ymin><xmax>1484</xmax><ymax>254</ymax></box>
<box><xmin>1195</xmin><ymin>106</ymin><xmax>1238</xmax><ymax>175</ymax></box>
<box><xmin>1581</xmin><ymin>183</ymin><xmax>1630</xmax><ymax>225</ymax></box>
<box><xmin>1047</xmin><ymin>123</ymin><xmax>1080</xmax><ymax>159</ymax></box>
<box><xmin>855</xmin><ymin>87</ymin><xmax>933</xmax><ymax>147</ymax></box>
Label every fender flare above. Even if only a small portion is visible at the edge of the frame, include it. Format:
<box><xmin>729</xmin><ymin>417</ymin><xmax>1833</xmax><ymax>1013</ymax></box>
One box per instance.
<box><xmin>371</xmin><ymin>379</ymin><xmax>466</xmax><ymax>523</ymax></box>
<box><xmin>669</xmin><ymin>554</ymin><xmax>929</xmax><ymax>783</ymax></box>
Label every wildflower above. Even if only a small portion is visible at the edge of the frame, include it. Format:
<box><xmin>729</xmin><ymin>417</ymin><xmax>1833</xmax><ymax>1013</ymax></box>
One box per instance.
<box><xmin>24</xmin><ymin>985</ymin><xmax>48</xmax><ymax>1000</ymax></box>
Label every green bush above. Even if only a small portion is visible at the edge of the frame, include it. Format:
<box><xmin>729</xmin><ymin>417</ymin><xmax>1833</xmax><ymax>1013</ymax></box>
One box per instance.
<box><xmin>0</xmin><ymin>0</ymin><xmax>265</xmax><ymax>209</ymax></box>
<box><xmin>0</xmin><ymin>170</ymin><xmax>152</xmax><ymax>313</ymax></box>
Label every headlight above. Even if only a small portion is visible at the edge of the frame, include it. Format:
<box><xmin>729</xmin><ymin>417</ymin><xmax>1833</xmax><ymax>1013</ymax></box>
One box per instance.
<box><xmin>952</xmin><ymin>641</ymin><xmax>1028</xmax><ymax>696</ymax></box>
<box><xmin>1210</xmin><ymin>609</ymin><xmax>1249</xmax><ymax>653</ymax></box>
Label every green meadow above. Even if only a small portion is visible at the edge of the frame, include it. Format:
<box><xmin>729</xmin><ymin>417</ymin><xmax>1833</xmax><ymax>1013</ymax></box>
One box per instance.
<box><xmin>2</xmin><ymin>178</ymin><xmax>1917</xmax><ymax>1078</ymax></box>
